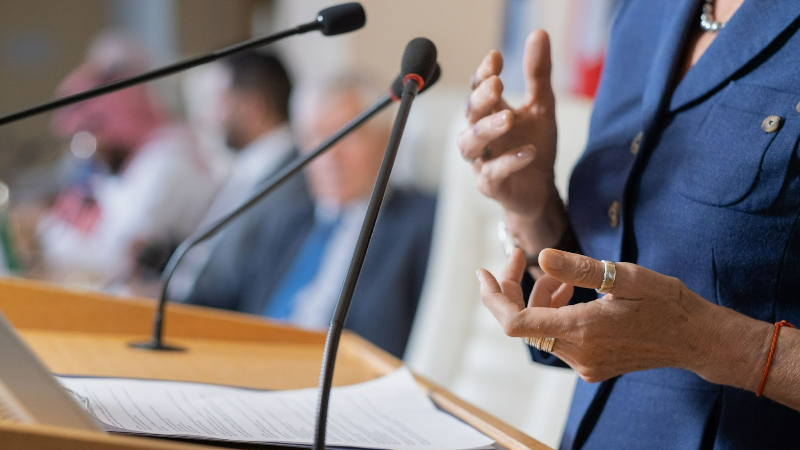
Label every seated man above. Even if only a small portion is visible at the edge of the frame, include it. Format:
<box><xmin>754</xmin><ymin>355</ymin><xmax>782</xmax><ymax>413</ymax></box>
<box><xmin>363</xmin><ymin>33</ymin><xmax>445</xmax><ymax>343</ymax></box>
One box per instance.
<box><xmin>187</xmin><ymin>76</ymin><xmax>437</xmax><ymax>358</ymax></box>
<box><xmin>167</xmin><ymin>51</ymin><xmax>301</xmax><ymax>301</ymax></box>
<box><xmin>37</xmin><ymin>32</ymin><xmax>218</xmax><ymax>290</ymax></box>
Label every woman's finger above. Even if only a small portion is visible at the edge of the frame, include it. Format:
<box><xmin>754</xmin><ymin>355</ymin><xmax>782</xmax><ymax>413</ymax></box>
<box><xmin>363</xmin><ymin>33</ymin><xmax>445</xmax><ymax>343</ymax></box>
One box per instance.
<box><xmin>550</xmin><ymin>282</ymin><xmax>574</xmax><ymax>308</ymax></box>
<box><xmin>457</xmin><ymin>110</ymin><xmax>514</xmax><ymax>161</ymax></box>
<box><xmin>465</xmin><ymin>76</ymin><xmax>509</xmax><ymax>124</ymax></box>
<box><xmin>470</xmin><ymin>50</ymin><xmax>504</xmax><ymax>90</ymax></box>
<box><xmin>529</xmin><ymin>275</ymin><xmax>563</xmax><ymax>308</ymax></box>
<box><xmin>538</xmin><ymin>248</ymin><xmax>667</xmax><ymax>299</ymax></box>
<box><xmin>501</xmin><ymin>248</ymin><xmax>527</xmax><ymax>284</ymax></box>
<box><xmin>498</xmin><ymin>248</ymin><xmax>527</xmax><ymax>297</ymax></box>
<box><xmin>479</xmin><ymin>267</ymin><xmax>581</xmax><ymax>339</ymax></box>
<box><xmin>476</xmin><ymin>268</ymin><xmax>503</xmax><ymax>296</ymax></box>
<box><xmin>476</xmin><ymin>269</ymin><xmax>526</xmax><ymax>327</ymax></box>
<box><xmin>479</xmin><ymin>144</ymin><xmax>536</xmax><ymax>180</ymax></box>
<box><xmin>521</xmin><ymin>30</ymin><xmax>555</xmax><ymax>107</ymax></box>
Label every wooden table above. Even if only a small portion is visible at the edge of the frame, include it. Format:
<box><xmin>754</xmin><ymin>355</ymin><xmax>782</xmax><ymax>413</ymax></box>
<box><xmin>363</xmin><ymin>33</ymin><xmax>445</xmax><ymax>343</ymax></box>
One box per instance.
<box><xmin>0</xmin><ymin>278</ymin><xmax>552</xmax><ymax>450</ymax></box>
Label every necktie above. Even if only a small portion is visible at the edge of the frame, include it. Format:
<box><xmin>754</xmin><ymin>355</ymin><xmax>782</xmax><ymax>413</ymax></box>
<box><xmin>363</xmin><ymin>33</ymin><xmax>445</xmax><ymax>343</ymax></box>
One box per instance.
<box><xmin>264</xmin><ymin>216</ymin><xmax>339</xmax><ymax>319</ymax></box>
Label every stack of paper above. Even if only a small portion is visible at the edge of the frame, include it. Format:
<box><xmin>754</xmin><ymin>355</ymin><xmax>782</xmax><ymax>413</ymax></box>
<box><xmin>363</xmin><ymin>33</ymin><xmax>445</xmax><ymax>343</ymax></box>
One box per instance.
<box><xmin>58</xmin><ymin>368</ymin><xmax>495</xmax><ymax>450</ymax></box>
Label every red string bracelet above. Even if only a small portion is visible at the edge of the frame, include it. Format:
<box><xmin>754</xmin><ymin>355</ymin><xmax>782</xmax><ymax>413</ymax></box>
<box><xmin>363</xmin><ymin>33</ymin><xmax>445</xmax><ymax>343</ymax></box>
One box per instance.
<box><xmin>757</xmin><ymin>320</ymin><xmax>795</xmax><ymax>397</ymax></box>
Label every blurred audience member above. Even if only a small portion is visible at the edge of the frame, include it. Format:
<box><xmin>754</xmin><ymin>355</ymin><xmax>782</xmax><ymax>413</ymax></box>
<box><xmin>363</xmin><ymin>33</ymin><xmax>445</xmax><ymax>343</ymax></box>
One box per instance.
<box><xmin>168</xmin><ymin>51</ymin><xmax>298</xmax><ymax>301</ymax></box>
<box><xmin>187</xmin><ymin>76</ymin><xmax>437</xmax><ymax>357</ymax></box>
<box><xmin>36</xmin><ymin>32</ymin><xmax>218</xmax><ymax>290</ymax></box>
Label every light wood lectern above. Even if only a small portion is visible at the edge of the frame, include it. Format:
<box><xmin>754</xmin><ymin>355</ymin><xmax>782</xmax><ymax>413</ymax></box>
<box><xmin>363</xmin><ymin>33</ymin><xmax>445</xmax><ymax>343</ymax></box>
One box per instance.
<box><xmin>0</xmin><ymin>278</ymin><xmax>552</xmax><ymax>450</ymax></box>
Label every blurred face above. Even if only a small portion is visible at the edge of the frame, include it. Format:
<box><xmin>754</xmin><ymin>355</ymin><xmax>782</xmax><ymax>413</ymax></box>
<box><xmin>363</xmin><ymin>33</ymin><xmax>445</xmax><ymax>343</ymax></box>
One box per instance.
<box><xmin>51</xmin><ymin>64</ymin><xmax>158</xmax><ymax>166</ymax></box>
<box><xmin>220</xmin><ymin>87</ymin><xmax>258</xmax><ymax>151</ymax></box>
<box><xmin>298</xmin><ymin>92</ymin><xmax>387</xmax><ymax>205</ymax></box>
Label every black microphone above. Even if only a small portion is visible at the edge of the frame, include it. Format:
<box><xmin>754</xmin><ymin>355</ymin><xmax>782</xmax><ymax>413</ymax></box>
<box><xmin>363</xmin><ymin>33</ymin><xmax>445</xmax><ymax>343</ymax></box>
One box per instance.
<box><xmin>130</xmin><ymin>64</ymin><xmax>441</xmax><ymax>352</ymax></box>
<box><xmin>0</xmin><ymin>2</ymin><xmax>366</xmax><ymax>127</ymax></box>
<box><xmin>312</xmin><ymin>37</ymin><xmax>438</xmax><ymax>450</ymax></box>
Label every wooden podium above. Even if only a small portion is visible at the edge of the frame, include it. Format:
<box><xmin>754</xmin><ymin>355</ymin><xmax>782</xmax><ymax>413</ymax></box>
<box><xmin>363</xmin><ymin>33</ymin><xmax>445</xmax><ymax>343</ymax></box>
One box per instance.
<box><xmin>0</xmin><ymin>278</ymin><xmax>552</xmax><ymax>450</ymax></box>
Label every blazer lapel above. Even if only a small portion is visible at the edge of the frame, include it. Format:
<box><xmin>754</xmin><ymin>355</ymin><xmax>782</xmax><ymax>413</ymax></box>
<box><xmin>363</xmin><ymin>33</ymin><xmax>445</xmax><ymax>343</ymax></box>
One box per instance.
<box><xmin>670</xmin><ymin>1</ymin><xmax>800</xmax><ymax>112</ymax></box>
<box><xmin>639</xmin><ymin>0</ymin><xmax>702</xmax><ymax>133</ymax></box>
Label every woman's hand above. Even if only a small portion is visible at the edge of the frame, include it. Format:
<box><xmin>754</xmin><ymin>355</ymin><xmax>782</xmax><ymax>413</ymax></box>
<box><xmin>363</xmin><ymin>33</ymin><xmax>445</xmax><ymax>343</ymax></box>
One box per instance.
<box><xmin>459</xmin><ymin>30</ymin><xmax>566</xmax><ymax>254</ymax></box>
<box><xmin>476</xmin><ymin>248</ymin><xmax>774</xmax><ymax>389</ymax></box>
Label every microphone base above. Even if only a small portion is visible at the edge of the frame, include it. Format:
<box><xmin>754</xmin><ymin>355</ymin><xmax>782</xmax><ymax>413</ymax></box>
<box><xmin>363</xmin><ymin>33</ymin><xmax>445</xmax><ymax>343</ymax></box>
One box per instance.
<box><xmin>129</xmin><ymin>339</ymin><xmax>186</xmax><ymax>352</ymax></box>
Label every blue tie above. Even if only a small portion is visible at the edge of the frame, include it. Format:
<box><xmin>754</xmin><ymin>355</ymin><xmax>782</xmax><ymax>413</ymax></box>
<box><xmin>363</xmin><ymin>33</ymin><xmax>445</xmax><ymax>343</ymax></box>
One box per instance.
<box><xmin>264</xmin><ymin>216</ymin><xmax>339</xmax><ymax>319</ymax></box>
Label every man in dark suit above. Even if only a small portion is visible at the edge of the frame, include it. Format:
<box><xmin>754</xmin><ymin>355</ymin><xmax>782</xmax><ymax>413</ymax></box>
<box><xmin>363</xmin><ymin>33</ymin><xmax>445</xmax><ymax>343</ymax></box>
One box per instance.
<box><xmin>167</xmin><ymin>51</ymin><xmax>303</xmax><ymax>301</ymax></box>
<box><xmin>188</xmin><ymin>76</ymin><xmax>436</xmax><ymax>358</ymax></box>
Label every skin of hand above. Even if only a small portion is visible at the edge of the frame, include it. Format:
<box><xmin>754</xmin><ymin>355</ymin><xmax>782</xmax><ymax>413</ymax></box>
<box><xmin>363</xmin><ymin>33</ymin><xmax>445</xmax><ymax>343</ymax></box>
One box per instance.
<box><xmin>458</xmin><ymin>30</ymin><xmax>566</xmax><ymax>254</ymax></box>
<box><xmin>475</xmin><ymin>248</ymin><xmax>800</xmax><ymax>412</ymax></box>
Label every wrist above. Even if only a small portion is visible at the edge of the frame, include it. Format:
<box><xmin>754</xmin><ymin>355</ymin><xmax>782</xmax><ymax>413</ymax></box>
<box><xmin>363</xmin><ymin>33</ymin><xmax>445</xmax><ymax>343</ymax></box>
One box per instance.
<box><xmin>503</xmin><ymin>189</ymin><xmax>567</xmax><ymax>257</ymax></box>
<box><xmin>687</xmin><ymin>301</ymin><xmax>772</xmax><ymax>392</ymax></box>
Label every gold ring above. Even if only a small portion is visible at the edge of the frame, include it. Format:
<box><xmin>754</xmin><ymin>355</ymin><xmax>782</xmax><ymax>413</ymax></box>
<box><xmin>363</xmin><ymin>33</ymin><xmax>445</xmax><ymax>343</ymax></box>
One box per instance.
<box><xmin>596</xmin><ymin>260</ymin><xmax>616</xmax><ymax>294</ymax></box>
<box><xmin>524</xmin><ymin>337</ymin><xmax>555</xmax><ymax>353</ymax></box>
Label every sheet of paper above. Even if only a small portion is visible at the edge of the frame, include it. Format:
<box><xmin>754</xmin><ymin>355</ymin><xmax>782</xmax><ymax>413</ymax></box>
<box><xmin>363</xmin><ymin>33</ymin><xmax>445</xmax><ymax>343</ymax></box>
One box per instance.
<box><xmin>58</xmin><ymin>367</ymin><xmax>494</xmax><ymax>450</ymax></box>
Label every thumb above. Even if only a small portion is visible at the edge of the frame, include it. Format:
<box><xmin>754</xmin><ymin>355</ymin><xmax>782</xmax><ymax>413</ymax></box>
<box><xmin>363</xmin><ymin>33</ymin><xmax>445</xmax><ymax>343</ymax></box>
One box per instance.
<box><xmin>522</xmin><ymin>29</ymin><xmax>554</xmax><ymax>106</ymax></box>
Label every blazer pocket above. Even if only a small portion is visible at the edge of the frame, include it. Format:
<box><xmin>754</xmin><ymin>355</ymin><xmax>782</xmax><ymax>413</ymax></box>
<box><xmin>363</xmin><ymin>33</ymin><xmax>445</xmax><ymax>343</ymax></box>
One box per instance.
<box><xmin>677</xmin><ymin>81</ymin><xmax>800</xmax><ymax>212</ymax></box>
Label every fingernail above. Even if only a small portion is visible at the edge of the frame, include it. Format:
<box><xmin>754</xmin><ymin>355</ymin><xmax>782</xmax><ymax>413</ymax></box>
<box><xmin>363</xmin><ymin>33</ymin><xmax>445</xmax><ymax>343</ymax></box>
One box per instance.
<box><xmin>475</xmin><ymin>270</ymin><xmax>485</xmax><ymax>284</ymax></box>
<box><xmin>540</xmin><ymin>250</ymin><xmax>564</xmax><ymax>270</ymax></box>
<box><xmin>492</xmin><ymin>112</ymin><xmax>508</xmax><ymax>127</ymax></box>
<box><xmin>516</xmin><ymin>151</ymin><xmax>533</xmax><ymax>162</ymax></box>
<box><xmin>464</xmin><ymin>96</ymin><xmax>472</xmax><ymax>115</ymax></box>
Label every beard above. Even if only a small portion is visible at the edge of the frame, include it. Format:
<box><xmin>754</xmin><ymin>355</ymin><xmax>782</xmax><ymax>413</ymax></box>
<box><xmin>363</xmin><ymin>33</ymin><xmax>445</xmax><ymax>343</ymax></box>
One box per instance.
<box><xmin>224</xmin><ymin>126</ymin><xmax>248</xmax><ymax>152</ymax></box>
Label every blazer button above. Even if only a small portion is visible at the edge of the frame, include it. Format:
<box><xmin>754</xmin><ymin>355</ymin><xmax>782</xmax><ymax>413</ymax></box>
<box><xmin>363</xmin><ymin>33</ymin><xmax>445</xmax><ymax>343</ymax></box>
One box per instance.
<box><xmin>761</xmin><ymin>115</ymin><xmax>783</xmax><ymax>133</ymax></box>
<box><xmin>607</xmin><ymin>200</ymin><xmax>620</xmax><ymax>228</ymax></box>
<box><xmin>630</xmin><ymin>131</ymin><xmax>643</xmax><ymax>155</ymax></box>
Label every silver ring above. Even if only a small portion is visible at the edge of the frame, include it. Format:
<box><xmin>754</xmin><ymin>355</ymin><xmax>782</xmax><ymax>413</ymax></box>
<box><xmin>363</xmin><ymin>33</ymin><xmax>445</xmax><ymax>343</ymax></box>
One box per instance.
<box><xmin>524</xmin><ymin>337</ymin><xmax>555</xmax><ymax>353</ymax></box>
<box><xmin>596</xmin><ymin>260</ymin><xmax>616</xmax><ymax>294</ymax></box>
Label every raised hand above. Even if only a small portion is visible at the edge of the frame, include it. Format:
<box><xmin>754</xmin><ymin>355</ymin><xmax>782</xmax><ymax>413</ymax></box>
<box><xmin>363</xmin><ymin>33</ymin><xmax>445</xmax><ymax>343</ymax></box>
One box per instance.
<box><xmin>459</xmin><ymin>30</ymin><xmax>560</xmax><ymax>220</ymax></box>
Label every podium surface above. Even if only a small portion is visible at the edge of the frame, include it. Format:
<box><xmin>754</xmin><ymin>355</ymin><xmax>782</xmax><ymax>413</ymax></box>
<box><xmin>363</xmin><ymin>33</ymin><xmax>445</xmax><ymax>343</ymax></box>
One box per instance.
<box><xmin>0</xmin><ymin>278</ymin><xmax>553</xmax><ymax>450</ymax></box>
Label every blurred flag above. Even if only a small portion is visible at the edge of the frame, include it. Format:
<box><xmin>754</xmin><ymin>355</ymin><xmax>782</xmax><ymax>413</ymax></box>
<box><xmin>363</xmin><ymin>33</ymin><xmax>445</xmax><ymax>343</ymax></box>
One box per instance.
<box><xmin>501</xmin><ymin>0</ymin><xmax>619</xmax><ymax>99</ymax></box>
<box><xmin>566</xmin><ymin>0</ymin><xmax>618</xmax><ymax>98</ymax></box>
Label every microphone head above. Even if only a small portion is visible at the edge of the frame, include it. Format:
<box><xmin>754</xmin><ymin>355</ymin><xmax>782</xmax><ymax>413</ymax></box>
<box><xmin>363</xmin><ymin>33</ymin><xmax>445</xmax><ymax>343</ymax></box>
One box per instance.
<box><xmin>424</xmin><ymin>64</ymin><xmax>442</xmax><ymax>91</ymax></box>
<box><xmin>316</xmin><ymin>3</ymin><xmax>366</xmax><ymax>36</ymax></box>
<box><xmin>390</xmin><ymin>63</ymin><xmax>441</xmax><ymax>100</ymax></box>
<box><xmin>401</xmin><ymin>38</ymin><xmax>438</xmax><ymax>86</ymax></box>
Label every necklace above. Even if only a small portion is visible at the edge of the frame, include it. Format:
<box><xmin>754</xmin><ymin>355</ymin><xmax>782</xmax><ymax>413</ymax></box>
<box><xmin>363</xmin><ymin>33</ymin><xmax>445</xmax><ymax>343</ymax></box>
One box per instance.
<box><xmin>700</xmin><ymin>0</ymin><xmax>726</xmax><ymax>32</ymax></box>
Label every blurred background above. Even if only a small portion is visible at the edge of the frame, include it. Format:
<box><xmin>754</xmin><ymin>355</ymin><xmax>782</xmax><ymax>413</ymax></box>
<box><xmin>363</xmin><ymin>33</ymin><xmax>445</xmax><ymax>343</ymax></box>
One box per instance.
<box><xmin>0</xmin><ymin>0</ymin><xmax>617</xmax><ymax>447</ymax></box>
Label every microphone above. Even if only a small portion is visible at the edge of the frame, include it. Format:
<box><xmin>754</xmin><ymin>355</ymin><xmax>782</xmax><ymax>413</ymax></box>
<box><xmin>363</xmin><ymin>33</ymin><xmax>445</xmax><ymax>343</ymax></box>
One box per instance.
<box><xmin>312</xmin><ymin>37</ymin><xmax>438</xmax><ymax>450</ymax></box>
<box><xmin>390</xmin><ymin>63</ymin><xmax>441</xmax><ymax>101</ymax></box>
<box><xmin>130</xmin><ymin>63</ymin><xmax>441</xmax><ymax>352</ymax></box>
<box><xmin>0</xmin><ymin>2</ymin><xmax>366</xmax><ymax>127</ymax></box>
<box><xmin>316</xmin><ymin>2</ymin><xmax>366</xmax><ymax>35</ymax></box>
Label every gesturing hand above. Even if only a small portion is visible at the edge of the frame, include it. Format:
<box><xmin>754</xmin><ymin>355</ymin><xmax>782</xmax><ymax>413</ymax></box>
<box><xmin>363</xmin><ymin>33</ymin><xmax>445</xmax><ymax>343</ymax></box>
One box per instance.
<box><xmin>476</xmin><ymin>249</ymin><xmax>729</xmax><ymax>384</ymax></box>
<box><xmin>458</xmin><ymin>30</ymin><xmax>559</xmax><ymax>219</ymax></box>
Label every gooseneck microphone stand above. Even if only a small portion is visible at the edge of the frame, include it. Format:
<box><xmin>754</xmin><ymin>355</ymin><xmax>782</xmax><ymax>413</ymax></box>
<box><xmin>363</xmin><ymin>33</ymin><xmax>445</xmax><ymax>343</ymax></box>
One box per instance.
<box><xmin>0</xmin><ymin>2</ymin><xmax>366</xmax><ymax>127</ymax></box>
<box><xmin>312</xmin><ymin>69</ymin><xmax>432</xmax><ymax>450</ymax></box>
<box><xmin>131</xmin><ymin>93</ymin><xmax>393</xmax><ymax>351</ymax></box>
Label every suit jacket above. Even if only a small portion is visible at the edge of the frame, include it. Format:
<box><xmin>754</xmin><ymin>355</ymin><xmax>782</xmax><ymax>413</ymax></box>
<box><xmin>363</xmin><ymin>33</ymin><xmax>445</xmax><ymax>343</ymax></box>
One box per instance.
<box><xmin>528</xmin><ymin>1</ymin><xmax>800</xmax><ymax>449</ymax></box>
<box><xmin>169</xmin><ymin>149</ymin><xmax>302</xmax><ymax>302</ymax></box>
<box><xmin>188</xmin><ymin>185</ymin><xmax>436</xmax><ymax>358</ymax></box>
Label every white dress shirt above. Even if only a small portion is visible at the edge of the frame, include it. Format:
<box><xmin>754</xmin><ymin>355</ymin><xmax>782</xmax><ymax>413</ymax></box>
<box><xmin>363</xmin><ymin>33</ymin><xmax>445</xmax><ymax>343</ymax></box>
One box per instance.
<box><xmin>38</xmin><ymin>124</ymin><xmax>218</xmax><ymax>289</ymax></box>
<box><xmin>198</xmin><ymin>124</ymin><xmax>294</xmax><ymax>226</ymax></box>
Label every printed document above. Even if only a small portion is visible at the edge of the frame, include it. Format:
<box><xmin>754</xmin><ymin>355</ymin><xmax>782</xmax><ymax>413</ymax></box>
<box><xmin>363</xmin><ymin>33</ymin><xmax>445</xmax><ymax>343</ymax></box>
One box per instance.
<box><xmin>58</xmin><ymin>367</ymin><xmax>494</xmax><ymax>450</ymax></box>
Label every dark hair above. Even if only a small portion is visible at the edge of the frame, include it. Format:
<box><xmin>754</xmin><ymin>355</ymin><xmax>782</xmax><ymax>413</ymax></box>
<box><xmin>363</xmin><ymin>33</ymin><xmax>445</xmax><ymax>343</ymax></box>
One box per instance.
<box><xmin>224</xmin><ymin>51</ymin><xmax>293</xmax><ymax>121</ymax></box>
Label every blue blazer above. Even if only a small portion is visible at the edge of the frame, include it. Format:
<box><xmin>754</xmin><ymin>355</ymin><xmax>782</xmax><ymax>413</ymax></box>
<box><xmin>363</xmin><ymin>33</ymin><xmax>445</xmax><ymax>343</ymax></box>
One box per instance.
<box><xmin>188</xmin><ymin>183</ymin><xmax>436</xmax><ymax>359</ymax></box>
<box><xmin>529</xmin><ymin>1</ymin><xmax>800</xmax><ymax>449</ymax></box>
